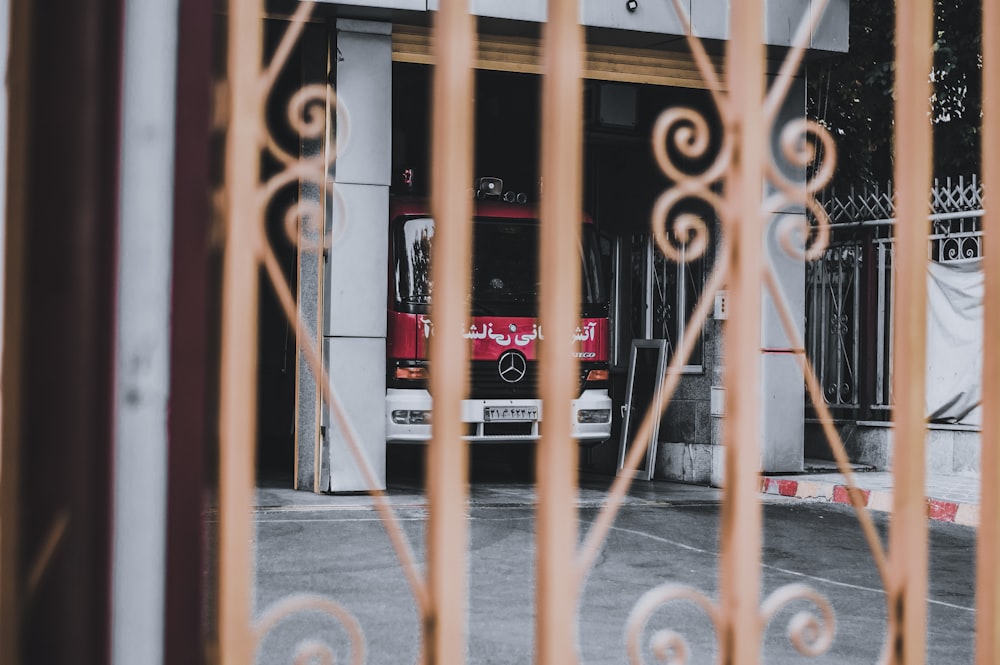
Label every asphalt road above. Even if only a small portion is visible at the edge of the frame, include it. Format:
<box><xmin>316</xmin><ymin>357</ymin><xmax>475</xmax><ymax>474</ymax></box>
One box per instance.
<box><xmin>251</xmin><ymin>449</ymin><xmax>977</xmax><ymax>664</ymax></box>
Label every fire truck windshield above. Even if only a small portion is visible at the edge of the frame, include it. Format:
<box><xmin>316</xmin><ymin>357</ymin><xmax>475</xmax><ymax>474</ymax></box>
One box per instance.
<box><xmin>393</xmin><ymin>216</ymin><xmax>606</xmax><ymax>316</ymax></box>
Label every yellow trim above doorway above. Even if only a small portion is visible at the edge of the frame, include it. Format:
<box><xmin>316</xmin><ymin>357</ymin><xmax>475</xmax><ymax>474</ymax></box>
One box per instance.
<box><xmin>392</xmin><ymin>25</ymin><xmax>723</xmax><ymax>90</ymax></box>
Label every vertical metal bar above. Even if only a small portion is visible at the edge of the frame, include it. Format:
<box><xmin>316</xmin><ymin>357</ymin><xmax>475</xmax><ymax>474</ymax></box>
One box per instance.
<box><xmin>976</xmin><ymin>0</ymin><xmax>1000</xmax><ymax>660</ymax></box>
<box><xmin>852</xmin><ymin>245</ymin><xmax>861</xmax><ymax>405</ymax></box>
<box><xmin>861</xmin><ymin>235</ymin><xmax>875</xmax><ymax>418</ymax></box>
<box><xmin>651</xmin><ymin>250</ymin><xmax>659</xmax><ymax>335</ymax></box>
<box><xmin>889</xmin><ymin>1</ymin><xmax>932</xmax><ymax>662</ymax></box>
<box><xmin>677</xmin><ymin>246</ymin><xmax>687</xmax><ymax>350</ymax></box>
<box><xmin>219</xmin><ymin>1</ymin><xmax>262</xmax><ymax>663</ymax></box>
<box><xmin>875</xmin><ymin>240</ymin><xmax>892</xmax><ymax>406</ymax></box>
<box><xmin>809</xmin><ymin>262</ymin><xmax>818</xmax><ymax>392</ymax></box>
<box><xmin>661</xmin><ymin>252</ymin><xmax>667</xmax><ymax>337</ymax></box>
<box><xmin>819</xmin><ymin>261</ymin><xmax>830</xmax><ymax>401</ymax></box>
<box><xmin>536</xmin><ymin>0</ymin><xmax>583</xmax><ymax>663</ymax></box>
<box><xmin>645</xmin><ymin>236</ymin><xmax>654</xmax><ymax>338</ymax></box>
<box><xmin>720</xmin><ymin>0</ymin><xmax>764</xmax><ymax>661</ymax></box>
<box><xmin>165</xmin><ymin>0</ymin><xmax>213</xmax><ymax>658</ymax></box>
<box><xmin>889</xmin><ymin>243</ymin><xmax>896</xmax><ymax>406</ymax></box>
<box><xmin>3</xmin><ymin>2</ymin><xmax>124</xmax><ymax>661</ymax></box>
<box><xmin>877</xmin><ymin>242</ymin><xmax>885</xmax><ymax>407</ymax></box>
<box><xmin>612</xmin><ymin>237</ymin><xmax>624</xmax><ymax>367</ymax></box>
<box><xmin>876</xmin><ymin>242</ymin><xmax>887</xmax><ymax>405</ymax></box>
<box><xmin>805</xmin><ymin>265</ymin><xmax>813</xmax><ymax>363</ymax></box>
<box><xmin>809</xmin><ymin>265</ymin><xmax>819</xmax><ymax>383</ymax></box>
<box><xmin>832</xmin><ymin>256</ymin><xmax>846</xmax><ymax>406</ymax></box>
<box><xmin>426</xmin><ymin>2</ymin><xmax>473</xmax><ymax>663</ymax></box>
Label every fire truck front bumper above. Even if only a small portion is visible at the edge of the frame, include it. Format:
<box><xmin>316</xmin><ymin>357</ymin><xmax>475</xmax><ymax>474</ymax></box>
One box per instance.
<box><xmin>385</xmin><ymin>388</ymin><xmax>612</xmax><ymax>444</ymax></box>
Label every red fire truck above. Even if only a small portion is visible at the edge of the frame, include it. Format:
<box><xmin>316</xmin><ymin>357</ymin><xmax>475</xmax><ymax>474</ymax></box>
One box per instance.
<box><xmin>385</xmin><ymin>177</ymin><xmax>613</xmax><ymax>445</ymax></box>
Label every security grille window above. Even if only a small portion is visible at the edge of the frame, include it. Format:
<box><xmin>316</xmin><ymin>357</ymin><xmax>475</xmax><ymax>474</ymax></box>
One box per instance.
<box><xmin>805</xmin><ymin>242</ymin><xmax>862</xmax><ymax>412</ymax></box>
<box><xmin>623</xmin><ymin>232</ymin><xmax>703</xmax><ymax>370</ymax></box>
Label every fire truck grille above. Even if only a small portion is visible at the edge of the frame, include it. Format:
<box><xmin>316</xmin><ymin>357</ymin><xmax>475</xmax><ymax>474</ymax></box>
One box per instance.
<box><xmin>465</xmin><ymin>361</ymin><xmax>587</xmax><ymax>400</ymax></box>
<box><xmin>467</xmin><ymin>361</ymin><xmax>537</xmax><ymax>399</ymax></box>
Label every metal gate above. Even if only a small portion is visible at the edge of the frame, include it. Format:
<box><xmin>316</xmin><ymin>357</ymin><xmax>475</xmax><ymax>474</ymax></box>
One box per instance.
<box><xmin>807</xmin><ymin>177</ymin><xmax>985</xmax><ymax>419</ymax></box>
<box><xmin>216</xmin><ymin>1</ymin><xmax>1000</xmax><ymax>664</ymax></box>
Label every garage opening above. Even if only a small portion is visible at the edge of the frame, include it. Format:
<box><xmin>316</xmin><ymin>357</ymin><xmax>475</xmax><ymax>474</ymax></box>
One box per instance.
<box><xmin>388</xmin><ymin>60</ymin><xmax>720</xmax><ymax>479</ymax></box>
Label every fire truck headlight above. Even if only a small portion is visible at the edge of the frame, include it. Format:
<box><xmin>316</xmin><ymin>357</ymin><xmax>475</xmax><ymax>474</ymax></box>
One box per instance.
<box><xmin>577</xmin><ymin>409</ymin><xmax>611</xmax><ymax>424</ymax></box>
<box><xmin>408</xmin><ymin>410</ymin><xmax>432</xmax><ymax>425</ymax></box>
<box><xmin>392</xmin><ymin>410</ymin><xmax>432</xmax><ymax>425</ymax></box>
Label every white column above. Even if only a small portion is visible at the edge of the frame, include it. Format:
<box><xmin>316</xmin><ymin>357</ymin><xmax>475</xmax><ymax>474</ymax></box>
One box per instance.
<box><xmin>323</xmin><ymin>19</ymin><xmax>391</xmax><ymax>491</ymax></box>
<box><xmin>111</xmin><ymin>0</ymin><xmax>178</xmax><ymax>662</ymax></box>
<box><xmin>760</xmin><ymin>74</ymin><xmax>806</xmax><ymax>472</ymax></box>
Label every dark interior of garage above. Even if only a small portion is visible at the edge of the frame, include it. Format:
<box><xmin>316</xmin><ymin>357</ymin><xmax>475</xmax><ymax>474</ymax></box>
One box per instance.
<box><xmin>389</xmin><ymin>62</ymin><xmax>720</xmax><ymax>226</ymax></box>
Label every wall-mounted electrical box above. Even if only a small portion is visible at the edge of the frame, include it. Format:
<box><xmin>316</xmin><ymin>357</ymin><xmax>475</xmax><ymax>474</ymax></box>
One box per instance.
<box><xmin>714</xmin><ymin>290</ymin><xmax>728</xmax><ymax>320</ymax></box>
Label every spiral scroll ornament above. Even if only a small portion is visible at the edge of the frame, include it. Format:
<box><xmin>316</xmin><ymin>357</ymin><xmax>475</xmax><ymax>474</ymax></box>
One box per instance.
<box><xmin>652</xmin><ymin>107</ymin><xmax>730</xmax><ymax>188</ymax></box>
<box><xmin>650</xmin><ymin>106</ymin><xmax>730</xmax><ymax>265</ymax></box>
<box><xmin>760</xmin><ymin>583</ymin><xmax>836</xmax><ymax>659</ymax></box>
<box><xmin>264</xmin><ymin>83</ymin><xmax>351</xmax><ymax>169</ymax></box>
<box><xmin>941</xmin><ymin>235</ymin><xmax>981</xmax><ymax>261</ymax></box>
<box><xmin>761</xmin><ymin>119</ymin><xmax>838</xmax><ymax>264</ymax></box>
<box><xmin>651</xmin><ymin>189</ymin><xmax>717</xmax><ymax>264</ymax></box>
<box><xmin>625</xmin><ymin>584</ymin><xmax>722</xmax><ymax>665</ymax></box>
<box><xmin>767</xmin><ymin>197</ymin><xmax>833</xmax><ymax>263</ymax></box>
<box><xmin>253</xmin><ymin>595</ymin><xmax>367</xmax><ymax>665</ymax></box>
<box><xmin>769</xmin><ymin>118</ymin><xmax>837</xmax><ymax>198</ymax></box>
<box><xmin>257</xmin><ymin>81</ymin><xmax>351</xmax><ymax>255</ymax></box>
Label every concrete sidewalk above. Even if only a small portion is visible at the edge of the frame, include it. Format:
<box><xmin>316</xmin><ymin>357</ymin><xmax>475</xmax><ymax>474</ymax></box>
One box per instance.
<box><xmin>761</xmin><ymin>466</ymin><xmax>981</xmax><ymax>527</ymax></box>
<box><xmin>255</xmin><ymin>463</ymin><xmax>982</xmax><ymax>527</ymax></box>
<box><xmin>253</xmin><ymin>471</ymin><xmax>725</xmax><ymax>512</ymax></box>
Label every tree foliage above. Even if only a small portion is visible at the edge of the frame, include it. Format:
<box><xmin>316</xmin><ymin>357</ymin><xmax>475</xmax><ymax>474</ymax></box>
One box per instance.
<box><xmin>807</xmin><ymin>0</ymin><xmax>982</xmax><ymax>191</ymax></box>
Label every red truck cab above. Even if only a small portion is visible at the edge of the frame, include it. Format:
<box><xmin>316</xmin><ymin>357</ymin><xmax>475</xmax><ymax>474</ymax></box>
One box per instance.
<box><xmin>385</xmin><ymin>178</ymin><xmax>612</xmax><ymax>444</ymax></box>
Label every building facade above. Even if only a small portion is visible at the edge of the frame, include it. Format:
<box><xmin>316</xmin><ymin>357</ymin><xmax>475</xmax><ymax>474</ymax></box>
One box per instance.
<box><xmin>0</xmin><ymin>2</ymin><xmax>848</xmax><ymax>660</ymax></box>
<box><xmin>279</xmin><ymin>0</ymin><xmax>850</xmax><ymax>491</ymax></box>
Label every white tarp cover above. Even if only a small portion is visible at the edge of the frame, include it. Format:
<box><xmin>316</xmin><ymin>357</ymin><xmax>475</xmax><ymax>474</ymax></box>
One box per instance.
<box><xmin>926</xmin><ymin>258</ymin><xmax>983</xmax><ymax>425</ymax></box>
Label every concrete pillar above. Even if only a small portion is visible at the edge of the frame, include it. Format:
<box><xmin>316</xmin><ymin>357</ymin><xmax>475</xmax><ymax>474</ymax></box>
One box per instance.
<box><xmin>323</xmin><ymin>19</ymin><xmax>391</xmax><ymax>491</ymax></box>
<box><xmin>760</xmin><ymin>74</ymin><xmax>807</xmax><ymax>473</ymax></box>
<box><xmin>295</xmin><ymin>23</ymin><xmax>329</xmax><ymax>491</ymax></box>
<box><xmin>760</xmin><ymin>216</ymin><xmax>806</xmax><ymax>473</ymax></box>
<box><xmin>709</xmin><ymin>76</ymin><xmax>808</xmax><ymax>481</ymax></box>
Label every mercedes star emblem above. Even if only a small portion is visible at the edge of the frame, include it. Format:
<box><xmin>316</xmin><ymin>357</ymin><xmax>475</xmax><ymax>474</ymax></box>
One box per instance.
<box><xmin>497</xmin><ymin>350</ymin><xmax>527</xmax><ymax>383</ymax></box>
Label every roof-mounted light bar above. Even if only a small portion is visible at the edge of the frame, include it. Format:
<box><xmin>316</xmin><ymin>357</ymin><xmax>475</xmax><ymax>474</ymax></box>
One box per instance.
<box><xmin>476</xmin><ymin>176</ymin><xmax>528</xmax><ymax>203</ymax></box>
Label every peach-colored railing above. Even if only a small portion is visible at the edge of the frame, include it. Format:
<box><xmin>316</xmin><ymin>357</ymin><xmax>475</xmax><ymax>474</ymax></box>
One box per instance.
<box><xmin>977</xmin><ymin>1</ymin><xmax>1000</xmax><ymax>664</ymax></box>
<box><xmin>216</xmin><ymin>1</ymin><xmax>996</xmax><ymax>664</ymax></box>
<box><xmin>888</xmin><ymin>3</ymin><xmax>933</xmax><ymax>663</ymax></box>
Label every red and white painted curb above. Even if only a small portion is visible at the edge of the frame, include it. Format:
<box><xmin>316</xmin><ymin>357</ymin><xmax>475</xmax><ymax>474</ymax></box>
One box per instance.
<box><xmin>760</xmin><ymin>477</ymin><xmax>979</xmax><ymax>527</ymax></box>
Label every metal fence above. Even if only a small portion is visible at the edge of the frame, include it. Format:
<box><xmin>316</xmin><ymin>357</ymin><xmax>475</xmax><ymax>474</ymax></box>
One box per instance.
<box><xmin>215</xmin><ymin>2</ymin><xmax>1000</xmax><ymax>665</ymax></box>
<box><xmin>807</xmin><ymin>177</ymin><xmax>984</xmax><ymax>418</ymax></box>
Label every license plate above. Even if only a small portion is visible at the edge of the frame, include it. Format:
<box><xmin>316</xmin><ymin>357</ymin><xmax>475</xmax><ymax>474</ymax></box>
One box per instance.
<box><xmin>484</xmin><ymin>406</ymin><xmax>538</xmax><ymax>422</ymax></box>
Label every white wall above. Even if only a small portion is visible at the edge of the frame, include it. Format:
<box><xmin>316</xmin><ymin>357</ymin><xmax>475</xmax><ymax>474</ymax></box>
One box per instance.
<box><xmin>320</xmin><ymin>0</ymin><xmax>850</xmax><ymax>53</ymax></box>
